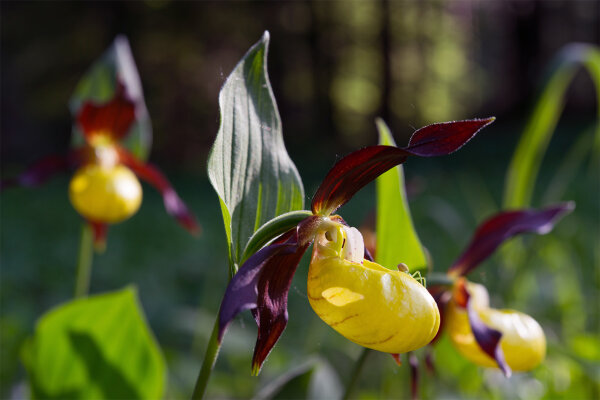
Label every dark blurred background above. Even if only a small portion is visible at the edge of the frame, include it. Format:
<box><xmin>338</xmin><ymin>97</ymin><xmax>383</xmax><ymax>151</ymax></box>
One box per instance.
<box><xmin>1</xmin><ymin>0</ymin><xmax>597</xmax><ymax>172</ymax></box>
<box><xmin>1</xmin><ymin>1</ymin><xmax>598</xmax><ymax>399</ymax></box>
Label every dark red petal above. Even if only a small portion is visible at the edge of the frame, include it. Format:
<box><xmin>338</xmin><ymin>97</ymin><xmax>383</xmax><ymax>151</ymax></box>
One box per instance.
<box><xmin>117</xmin><ymin>148</ymin><xmax>200</xmax><ymax>234</ymax></box>
<box><xmin>217</xmin><ymin>227</ymin><xmax>310</xmax><ymax>374</ymax></box>
<box><xmin>77</xmin><ymin>84</ymin><xmax>136</xmax><ymax>143</ymax></box>
<box><xmin>89</xmin><ymin>221</ymin><xmax>108</xmax><ymax>252</ymax></box>
<box><xmin>455</xmin><ymin>280</ymin><xmax>511</xmax><ymax>377</ymax></box>
<box><xmin>0</xmin><ymin>149</ymin><xmax>88</xmax><ymax>190</ymax></box>
<box><xmin>311</xmin><ymin>146</ymin><xmax>409</xmax><ymax>215</ymax></box>
<box><xmin>218</xmin><ymin>242</ymin><xmax>294</xmax><ymax>341</ymax></box>
<box><xmin>448</xmin><ymin>203</ymin><xmax>574</xmax><ymax>276</ymax></box>
<box><xmin>311</xmin><ymin>118</ymin><xmax>494</xmax><ymax>216</ymax></box>
<box><xmin>404</xmin><ymin>118</ymin><xmax>495</xmax><ymax>157</ymax></box>
<box><xmin>427</xmin><ymin>285</ymin><xmax>451</xmax><ymax>345</ymax></box>
<box><xmin>424</xmin><ymin>349</ymin><xmax>435</xmax><ymax>375</ymax></box>
<box><xmin>390</xmin><ymin>353</ymin><xmax>402</xmax><ymax>366</ymax></box>
<box><xmin>409</xmin><ymin>352</ymin><xmax>419</xmax><ymax>400</ymax></box>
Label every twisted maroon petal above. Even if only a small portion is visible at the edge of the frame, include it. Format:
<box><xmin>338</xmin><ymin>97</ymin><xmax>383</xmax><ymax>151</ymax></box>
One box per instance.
<box><xmin>1</xmin><ymin>148</ymin><xmax>88</xmax><ymax>191</ymax></box>
<box><xmin>217</xmin><ymin>227</ymin><xmax>310</xmax><ymax>374</ymax></box>
<box><xmin>404</xmin><ymin>118</ymin><xmax>495</xmax><ymax>157</ymax></box>
<box><xmin>77</xmin><ymin>84</ymin><xmax>136</xmax><ymax>143</ymax></box>
<box><xmin>448</xmin><ymin>203</ymin><xmax>574</xmax><ymax>276</ymax></box>
<box><xmin>454</xmin><ymin>280</ymin><xmax>511</xmax><ymax>377</ymax></box>
<box><xmin>311</xmin><ymin>118</ymin><xmax>495</xmax><ymax>216</ymax></box>
<box><xmin>117</xmin><ymin>147</ymin><xmax>200</xmax><ymax>234</ymax></box>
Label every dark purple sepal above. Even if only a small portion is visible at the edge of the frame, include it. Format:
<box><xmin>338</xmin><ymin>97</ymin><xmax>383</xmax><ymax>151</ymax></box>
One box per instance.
<box><xmin>455</xmin><ymin>279</ymin><xmax>511</xmax><ymax>377</ymax></box>
<box><xmin>427</xmin><ymin>285</ymin><xmax>452</xmax><ymax>345</ymax></box>
<box><xmin>0</xmin><ymin>149</ymin><xmax>87</xmax><ymax>191</ymax></box>
<box><xmin>404</xmin><ymin>118</ymin><xmax>495</xmax><ymax>157</ymax></box>
<box><xmin>311</xmin><ymin>118</ymin><xmax>494</xmax><ymax>216</ymax></box>
<box><xmin>117</xmin><ymin>147</ymin><xmax>200</xmax><ymax>234</ymax></box>
<box><xmin>217</xmin><ymin>227</ymin><xmax>311</xmax><ymax>375</ymax></box>
<box><xmin>448</xmin><ymin>203</ymin><xmax>574</xmax><ymax>277</ymax></box>
<box><xmin>409</xmin><ymin>352</ymin><xmax>419</xmax><ymax>400</ymax></box>
<box><xmin>89</xmin><ymin>221</ymin><xmax>108</xmax><ymax>253</ymax></box>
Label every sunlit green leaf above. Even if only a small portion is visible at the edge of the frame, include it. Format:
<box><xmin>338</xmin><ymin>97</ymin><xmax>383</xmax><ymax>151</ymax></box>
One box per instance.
<box><xmin>69</xmin><ymin>35</ymin><xmax>152</xmax><ymax>160</ymax></box>
<box><xmin>503</xmin><ymin>43</ymin><xmax>600</xmax><ymax>208</ymax></box>
<box><xmin>21</xmin><ymin>287</ymin><xmax>165</xmax><ymax>399</ymax></box>
<box><xmin>207</xmin><ymin>31</ymin><xmax>305</xmax><ymax>273</ymax></box>
<box><xmin>375</xmin><ymin>118</ymin><xmax>427</xmax><ymax>273</ymax></box>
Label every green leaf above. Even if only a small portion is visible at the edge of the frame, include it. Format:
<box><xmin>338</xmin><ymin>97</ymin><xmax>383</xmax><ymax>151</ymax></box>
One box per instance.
<box><xmin>207</xmin><ymin>31</ymin><xmax>305</xmax><ymax>272</ymax></box>
<box><xmin>241</xmin><ymin>210</ymin><xmax>313</xmax><ymax>265</ymax></box>
<box><xmin>503</xmin><ymin>43</ymin><xmax>600</xmax><ymax>208</ymax></box>
<box><xmin>375</xmin><ymin>118</ymin><xmax>428</xmax><ymax>273</ymax></box>
<box><xmin>21</xmin><ymin>287</ymin><xmax>165</xmax><ymax>399</ymax></box>
<box><xmin>69</xmin><ymin>35</ymin><xmax>152</xmax><ymax>160</ymax></box>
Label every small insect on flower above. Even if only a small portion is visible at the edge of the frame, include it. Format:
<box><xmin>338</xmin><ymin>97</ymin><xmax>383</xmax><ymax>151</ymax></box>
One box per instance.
<box><xmin>308</xmin><ymin>221</ymin><xmax>440</xmax><ymax>354</ymax></box>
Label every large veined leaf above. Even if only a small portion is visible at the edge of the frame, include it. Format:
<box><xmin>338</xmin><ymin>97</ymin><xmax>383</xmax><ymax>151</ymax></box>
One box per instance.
<box><xmin>503</xmin><ymin>43</ymin><xmax>600</xmax><ymax>208</ymax></box>
<box><xmin>69</xmin><ymin>35</ymin><xmax>152</xmax><ymax>160</ymax></box>
<box><xmin>207</xmin><ymin>31</ymin><xmax>305</xmax><ymax>273</ymax></box>
<box><xmin>375</xmin><ymin>119</ymin><xmax>428</xmax><ymax>273</ymax></box>
<box><xmin>21</xmin><ymin>287</ymin><xmax>165</xmax><ymax>399</ymax></box>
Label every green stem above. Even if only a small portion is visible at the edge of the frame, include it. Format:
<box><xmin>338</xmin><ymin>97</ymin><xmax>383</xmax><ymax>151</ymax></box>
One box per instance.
<box><xmin>74</xmin><ymin>223</ymin><xmax>94</xmax><ymax>298</ymax></box>
<box><xmin>342</xmin><ymin>348</ymin><xmax>371</xmax><ymax>400</ymax></box>
<box><xmin>191</xmin><ymin>317</ymin><xmax>222</xmax><ymax>400</ymax></box>
<box><xmin>426</xmin><ymin>273</ymin><xmax>454</xmax><ymax>287</ymax></box>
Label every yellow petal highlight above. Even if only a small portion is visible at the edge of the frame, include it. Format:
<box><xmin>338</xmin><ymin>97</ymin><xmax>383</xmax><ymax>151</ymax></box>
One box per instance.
<box><xmin>446</xmin><ymin>282</ymin><xmax>546</xmax><ymax>371</ymax></box>
<box><xmin>69</xmin><ymin>164</ymin><xmax>142</xmax><ymax>224</ymax></box>
<box><xmin>307</xmin><ymin>224</ymin><xmax>440</xmax><ymax>354</ymax></box>
<box><xmin>322</xmin><ymin>287</ymin><xmax>364</xmax><ymax>306</ymax></box>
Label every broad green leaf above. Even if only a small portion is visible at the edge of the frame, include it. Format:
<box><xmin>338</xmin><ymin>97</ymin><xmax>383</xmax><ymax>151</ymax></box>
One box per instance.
<box><xmin>503</xmin><ymin>43</ymin><xmax>600</xmax><ymax>208</ymax></box>
<box><xmin>69</xmin><ymin>35</ymin><xmax>152</xmax><ymax>160</ymax></box>
<box><xmin>375</xmin><ymin>118</ymin><xmax>428</xmax><ymax>273</ymax></box>
<box><xmin>21</xmin><ymin>287</ymin><xmax>165</xmax><ymax>399</ymax></box>
<box><xmin>207</xmin><ymin>31</ymin><xmax>305</xmax><ymax>272</ymax></box>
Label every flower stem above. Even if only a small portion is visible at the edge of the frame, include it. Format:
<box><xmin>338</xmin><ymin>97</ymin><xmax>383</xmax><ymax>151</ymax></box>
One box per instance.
<box><xmin>74</xmin><ymin>222</ymin><xmax>94</xmax><ymax>298</ymax></box>
<box><xmin>191</xmin><ymin>317</ymin><xmax>222</xmax><ymax>399</ymax></box>
<box><xmin>426</xmin><ymin>273</ymin><xmax>454</xmax><ymax>287</ymax></box>
<box><xmin>342</xmin><ymin>348</ymin><xmax>371</xmax><ymax>400</ymax></box>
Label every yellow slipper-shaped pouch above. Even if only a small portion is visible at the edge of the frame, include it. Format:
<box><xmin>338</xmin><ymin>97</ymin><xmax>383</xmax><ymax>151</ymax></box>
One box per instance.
<box><xmin>446</xmin><ymin>281</ymin><xmax>546</xmax><ymax>371</ymax></box>
<box><xmin>307</xmin><ymin>222</ymin><xmax>440</xmax><ymax>354</ymax></box>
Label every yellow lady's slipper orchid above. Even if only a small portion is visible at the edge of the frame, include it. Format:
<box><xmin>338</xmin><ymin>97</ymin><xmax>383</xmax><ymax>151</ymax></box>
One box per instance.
<box><xmin>445</xmin><ymin>281</ymin><xmax>546</xmax><ymax>372</ymax></box>
<box><xmin>69</xmin><ymin>163</ymin><xmax>142</xmax><ymax>224</ymax></box>
<box><xmin>308</xmin><ymin>222</ymin><xmax>440</xmax><ymax>354</ymax></box>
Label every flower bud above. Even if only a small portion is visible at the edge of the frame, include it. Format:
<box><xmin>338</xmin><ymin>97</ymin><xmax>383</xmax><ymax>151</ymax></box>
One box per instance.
<box><xmin>446</xmin><ymin>281</ymin><xmax>546</xmax><ymax>371</ymax></box>
<box><xmin>307</xmin><ymin>223</ymin><xmax>440</xmax><ymax>353</ymax></box>
<box><xmin>69</xmin><ymin>164</ymin><xmax>142</xmax><ymax>224</ymax></box>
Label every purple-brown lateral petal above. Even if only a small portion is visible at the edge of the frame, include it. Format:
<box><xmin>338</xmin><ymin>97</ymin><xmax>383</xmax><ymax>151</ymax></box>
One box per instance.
<box><xmin>311</xmin><ymin>118</ymin><xmax>494</xmax><ymax>216</ymax></box>
<box><xmin>311</xmin><ymin>146</ymin><xmax>409</xmax><ymax>216</ymax></box>
<box><xmin>217</xmin><ymin>227</ymin><xmax>310</xmax><ymax>374</ymax></box>
<box><xmin>117</xmin><ymin>147</ymin><xmax>200</xmax><ymax>234</ymax></box>
<box><xmin>77</xmin><ymin>85</ymin><xmax>136</xmax><ymax>143</ymax></box>
<box><xmin>404</xmin><ymin>118</ymin><xmax>495</xmax><ymax>157</ymax></box>
<box><xmin>448</xmin><ymin>203</ymin><xmax>574</xmax><ymax>276</ymax></box>
<box><xmin>1</xmin><ymin>149</ymin><xmax>88</xmax><ymax>191</ymax></box>
<box><xmin>409</xmin><ymin>352</ymin><xmax>419</xmax><ymax>400</ymax></box>
<box><xmin>89</xmin><ymin>221</ymin><xmax>108</xmax><ymax>252</ymax></box>
<box><xmin>455</xmin><ymin>280</ymin><xmax>511</xmax><ymax>377</ymax></box>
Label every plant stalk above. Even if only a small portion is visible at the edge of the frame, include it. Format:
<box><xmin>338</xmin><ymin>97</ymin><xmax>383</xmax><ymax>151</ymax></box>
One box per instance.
<box><xmin>191</xmin><ymin>317</ymin><xmax>222</xmax><ymax>399</ymax></box>
<box><xmin>425</xmin><ymin>273</ymin><xmax>454</xmax><ymax>287</ymax></box>
<box><xmin>342</xmin><ymin>348</ymin><xmax>371</xmax><ymax>400</ymax></box>
<box><xmin>74</xmin><ymin>222</ymin><xmax>94</xmax><ymax>298</ymax></box>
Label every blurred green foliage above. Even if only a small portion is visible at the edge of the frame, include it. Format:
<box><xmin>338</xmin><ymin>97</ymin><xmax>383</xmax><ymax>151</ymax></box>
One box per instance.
<box><xmin>21</xmin><ymin>288</ymin><xmax>165</xmax><ymax>399</ymax></box>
